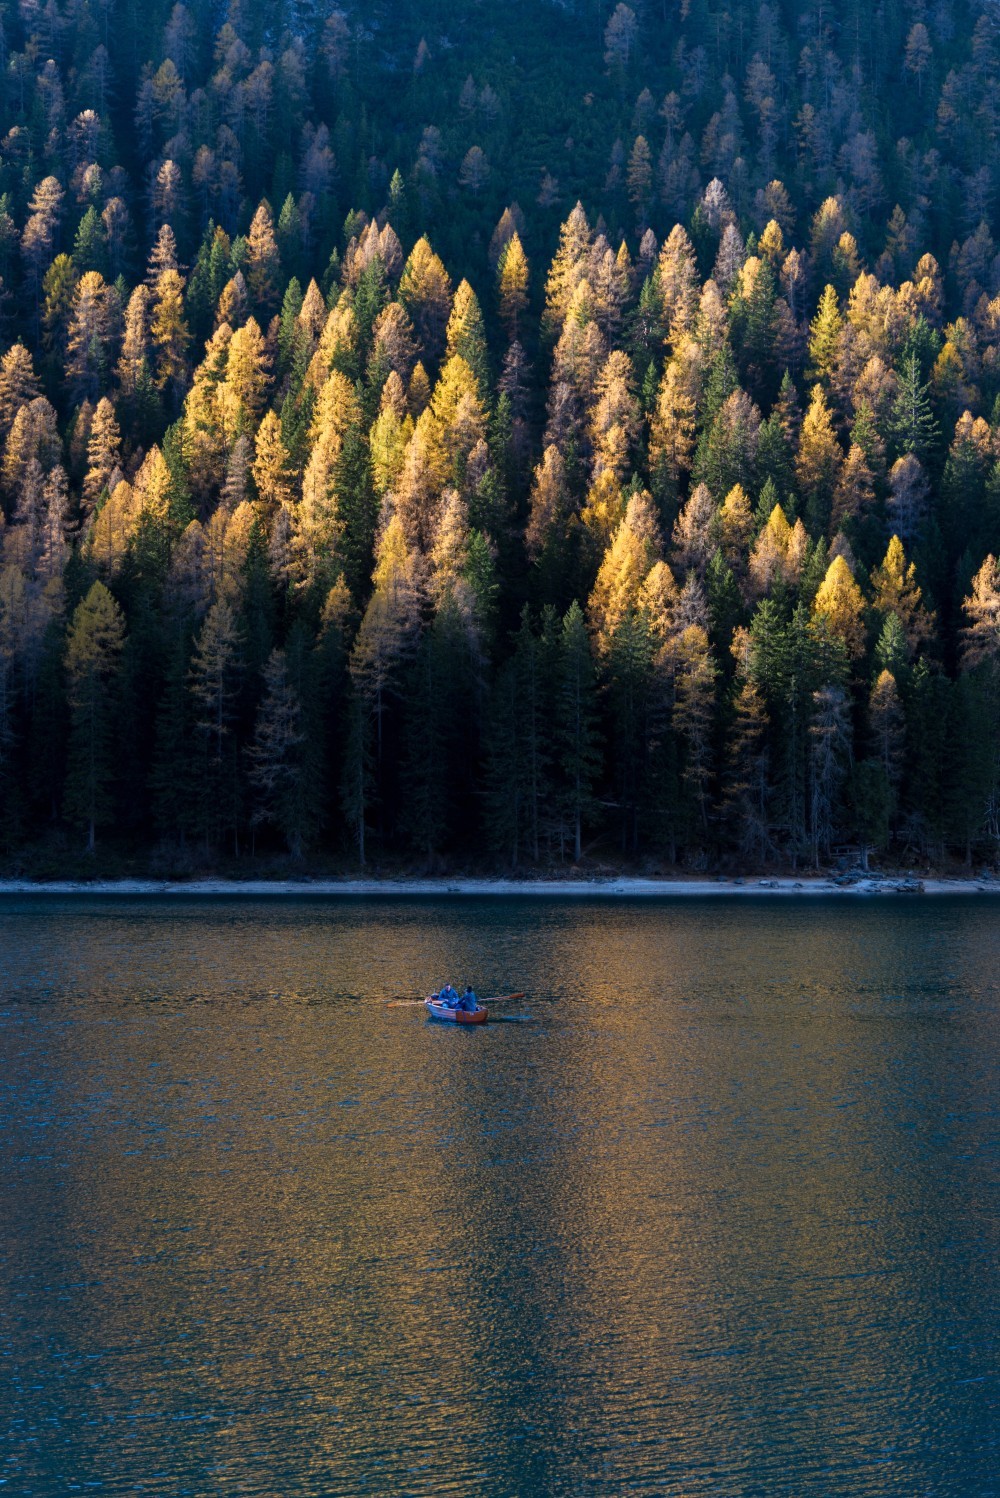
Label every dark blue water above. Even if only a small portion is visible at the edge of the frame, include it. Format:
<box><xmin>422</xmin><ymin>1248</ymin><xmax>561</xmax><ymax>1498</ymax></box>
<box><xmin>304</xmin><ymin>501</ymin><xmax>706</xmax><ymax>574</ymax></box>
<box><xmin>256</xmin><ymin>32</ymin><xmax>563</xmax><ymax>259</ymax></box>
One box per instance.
<box><xmin>0</xmin><ymin>896</ymin><xmax>997</xmax><ymax>1496</ymax></box>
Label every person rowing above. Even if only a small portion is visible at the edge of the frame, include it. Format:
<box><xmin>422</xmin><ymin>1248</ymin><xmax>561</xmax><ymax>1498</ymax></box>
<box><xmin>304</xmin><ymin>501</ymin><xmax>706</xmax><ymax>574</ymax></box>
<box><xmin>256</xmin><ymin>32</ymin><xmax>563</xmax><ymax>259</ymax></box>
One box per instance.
<box><xmin>458</xmin><ymin>984</ymin><xmax>478</xmax><ymax>1013</ymax></box>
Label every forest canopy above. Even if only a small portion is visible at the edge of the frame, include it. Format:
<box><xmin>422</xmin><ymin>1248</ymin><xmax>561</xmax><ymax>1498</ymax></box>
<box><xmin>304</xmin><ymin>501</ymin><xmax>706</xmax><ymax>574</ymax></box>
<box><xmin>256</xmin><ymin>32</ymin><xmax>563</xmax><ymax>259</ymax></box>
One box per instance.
<box><xmin>2</xmin><ymin>0</ymin><xmax>1000</xmax><ymax>871</ymax></box>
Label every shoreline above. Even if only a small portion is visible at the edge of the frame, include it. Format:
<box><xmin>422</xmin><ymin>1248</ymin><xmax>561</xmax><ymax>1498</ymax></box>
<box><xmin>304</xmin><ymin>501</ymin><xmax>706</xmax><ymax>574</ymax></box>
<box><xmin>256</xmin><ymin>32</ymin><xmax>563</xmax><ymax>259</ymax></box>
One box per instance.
<box><xmin>0</xmin><ymin>876</ymin><xmax>997</xmax><ymax>898</ymax></box>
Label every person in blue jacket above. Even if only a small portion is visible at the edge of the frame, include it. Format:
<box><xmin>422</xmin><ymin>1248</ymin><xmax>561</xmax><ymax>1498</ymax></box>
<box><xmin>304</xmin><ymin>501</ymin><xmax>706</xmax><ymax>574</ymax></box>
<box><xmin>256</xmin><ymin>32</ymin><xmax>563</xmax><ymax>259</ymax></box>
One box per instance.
<box><xmin>438</xmin><ymin>983</ymin><xmax>459</xmax><ymax>1008</ymax></box>
<box><xmin>459</xmin><ymin>984</ymin><xmax>478</xmax><ymax>1012</ymax></box>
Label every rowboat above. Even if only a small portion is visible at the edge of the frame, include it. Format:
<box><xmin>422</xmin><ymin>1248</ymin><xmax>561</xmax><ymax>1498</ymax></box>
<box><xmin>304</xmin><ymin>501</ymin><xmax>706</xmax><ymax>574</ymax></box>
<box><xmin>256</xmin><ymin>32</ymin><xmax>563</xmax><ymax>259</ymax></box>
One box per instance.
<box><xmin>425</xmin><ymin>996</ymin><xmax>489</xmax><ymax>1024</ymax></box>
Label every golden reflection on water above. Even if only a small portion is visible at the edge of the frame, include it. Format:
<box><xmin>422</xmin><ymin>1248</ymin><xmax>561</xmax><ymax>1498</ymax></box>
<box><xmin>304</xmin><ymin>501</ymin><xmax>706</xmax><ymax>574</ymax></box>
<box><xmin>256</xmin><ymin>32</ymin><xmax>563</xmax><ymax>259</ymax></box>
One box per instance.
<box><xmin>2</xmin><ymin>897</ymin><xmax>998</xmax><ymax>1494</ymax></box>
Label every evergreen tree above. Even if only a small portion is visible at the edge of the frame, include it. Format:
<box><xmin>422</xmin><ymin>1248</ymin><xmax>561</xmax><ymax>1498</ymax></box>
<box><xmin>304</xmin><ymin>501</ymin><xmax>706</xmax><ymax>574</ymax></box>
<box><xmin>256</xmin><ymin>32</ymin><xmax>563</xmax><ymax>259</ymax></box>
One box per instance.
<box><xmin>188</xmin><ymin>599</ymin><xmax>243</xmax><ymax>851</ymax></box>
<box><xmin>889</xmin><ymin>354</ymin><xmax>939</xmax><ymax>463</ymax></box>
<box><xmin>497</xmin><ymin>235</ymin><xmax>529</xmax><ymax>343</ymax></box>
<box><xmin>64</xmin><ymin>582</ymin><xmax>126</xmax><ymax>851</ymax></box>
<box><xmin>721</xmin><ymin>677</ymin><xmax>771</xmax><ymax>863</ymax></box>
<box><xmin>247</xmin><ymin>648</ymin><xmax>312</xmax><ymax>856</ymax></box>
<box><xmin>557</xmin><ymin>601</ymin><xmax>601</xmax><ymax>861</ymax></box>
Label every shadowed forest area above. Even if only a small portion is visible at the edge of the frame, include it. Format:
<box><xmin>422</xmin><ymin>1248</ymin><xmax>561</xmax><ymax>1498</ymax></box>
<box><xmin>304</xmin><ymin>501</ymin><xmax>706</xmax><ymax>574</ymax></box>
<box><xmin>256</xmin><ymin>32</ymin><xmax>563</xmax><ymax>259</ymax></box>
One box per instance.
<box><xmin>2</xmin><ymin>0</ymin><xmax>1000</xmax><ymax>874</ymax></box>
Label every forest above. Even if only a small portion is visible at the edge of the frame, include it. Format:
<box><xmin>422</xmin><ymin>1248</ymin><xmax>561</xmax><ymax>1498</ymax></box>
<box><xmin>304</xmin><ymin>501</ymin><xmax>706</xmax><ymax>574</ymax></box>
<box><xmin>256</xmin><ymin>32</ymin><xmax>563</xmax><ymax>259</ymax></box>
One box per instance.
<box><xmin>2</xmin><ymin>0</ymin><xmax>1000</xmax><ymax>873</ymax></box>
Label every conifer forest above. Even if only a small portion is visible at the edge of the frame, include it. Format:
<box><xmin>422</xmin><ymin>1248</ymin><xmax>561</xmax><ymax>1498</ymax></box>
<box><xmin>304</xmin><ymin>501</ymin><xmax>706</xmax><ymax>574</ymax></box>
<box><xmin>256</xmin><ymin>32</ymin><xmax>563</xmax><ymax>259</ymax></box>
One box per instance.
<box><xmin>3</xmin><ymin>0</ymin><xmax>1000</xmax><ymax>873</ymax></box>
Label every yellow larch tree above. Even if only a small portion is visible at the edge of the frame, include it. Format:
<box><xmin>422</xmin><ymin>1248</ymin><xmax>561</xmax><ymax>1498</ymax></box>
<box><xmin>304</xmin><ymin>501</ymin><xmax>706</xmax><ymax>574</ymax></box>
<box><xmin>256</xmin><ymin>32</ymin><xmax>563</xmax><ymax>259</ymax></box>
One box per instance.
<box><xmin>151</xmin><ymin>267</ymin><xmax>191</xmax><ymax>400</ymax></box>
<box><xmin>812</xmin><ymin>555</ymin><xmax>866</xmax><ymax>658</ymax></box>
<box><xmin>588</xmin><ymin>490</ymin><xmax>662</xmax><ymax>656</ymax></box>
<box><xmin>497</xmin><ymin>233</ymin><xmax>529</xmax><ymax>341</ymax></box>
<box><xmin>796</xmin><ymin>384</ymin><xmax>842</xmax><ymax>529</ymax></box>
<box><xmin>398</xmin><ymin>237</ymin><xmax>454</xmax><ymax>363</ymax></box>
<box><xmin>962</xmin><ymin>556</ymin><xmax>1000</xmax><ymax>669</ymax></box>
<box><xmin>871</xmin><ymin>535</ymin><xmax>934</xmax><ymax>650</ymax></box>
<box><xmin>252</xmin><ymin>411</ymin><xmax>296</xmax><ymax>515</ymax></box>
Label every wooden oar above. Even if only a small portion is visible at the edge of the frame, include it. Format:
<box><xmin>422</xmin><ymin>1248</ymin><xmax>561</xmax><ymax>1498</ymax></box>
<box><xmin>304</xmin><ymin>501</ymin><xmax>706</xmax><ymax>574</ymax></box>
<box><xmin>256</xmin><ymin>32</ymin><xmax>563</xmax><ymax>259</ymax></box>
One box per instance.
<box><xmin>386</xmin><ymin>991</ymin><xmax>526</xmax><ymax>1009</ymax></box>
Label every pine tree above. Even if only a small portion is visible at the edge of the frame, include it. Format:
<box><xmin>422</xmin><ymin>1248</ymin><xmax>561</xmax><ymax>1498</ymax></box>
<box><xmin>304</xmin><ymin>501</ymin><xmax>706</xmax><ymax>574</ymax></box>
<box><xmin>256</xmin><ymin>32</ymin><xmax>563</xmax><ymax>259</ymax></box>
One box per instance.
<box><xmin>41</xmin><ymin>255</ymin><xmax>79</xmax><ymax>366</ymax></box>
<box><xmin>64</xmin><ymin>274</ymin><xmax>113</xmax><ymax>404</ymax></box>
<box><xmin>721</xmin><ymin>677</ymin><xmax>771</xmax><ymax>863</ymax></box>
<box><xmin>557</xmin><ymin>601</ymin><xmax>601</xmax><ymax>861</ymax></box>
<box><xmin>252</xmin><ymin>411</ymin><xmax>296</xmax><ymax>514</ymax></box>
<box><xmin>73</xmin><ymin>206</ymin><xmax>106</xmax><ymax>275</ymax></box>
<box><xmin>649</xmin><ymin>352</ymin><xmax>698</xmax><ymax>495</ymax></box>
<box><xmin>962</xmin><ymin>555</ymin><xmax>1000</xmax><ymax>668</ymax></box>
<box><xmin>220</xmin><ymin>316</ymin><xmax>269</xmax><ymax>431</ymax></box>
<box><xmin>349</xmin><ymin>514</ymin><xmax>422</xmax><ymax>759</ymax></box>
<box><xmin>604</xmin><ymin>602</ymin><xmax>655</xmax><ymax>854</ymax></box>
<box><xmin>401</xmin><ymin>594</ymin><xmax>477</xmax><ymax>862</ymax></box>
<box><xmin>673</xmin><ymin>624</ymin><xmax>717</xmax><ymax>837</ymax></box>
<box><xmin>807</xmin><ymin>285</ymin><xmax>843</xmax><ymax>385</ymax></box>
<box><xmin>693</xmin><ymin>388</ymin><xmax>761</xmax><ymax>500</ymax></box>
<box><xmin>941</xmin><ymin>412</ymin><xmax>992</xmax><ymax>556</ymax></box>
<box><xmin>512</xmin><ymin>607</ymin><xmax>553</xmax><ymax>862</ymax></box>
<box><xmin>446</xmin><ymin>281</ymin><xmax>490</xmax><ymax>399</ymax></box>
<box><xmin>146</xmin><ymin>225</ymin><xmax>180</xmax><ymax>288</ymax></box>
<box><xmin>796</xmin><ymin>385</ymin><xmax>842</xmax><ymax>534</ymax></box>
<box><xmin>0</xmin><ymin>568</ymin><xmax>24</xmax><ymax>841</ymax></box>
<box><xmin>832</xmin><ymin>444</ymin><xmax>876</xmax><ymax>534</ymax></box>
<box><xmin>872</xmin><ymin>536</ymin><xmax>933</xmax><ymax>652</ymax></box>
<box><xmin>497</xmin><ymin>234</ymin><xmax>529</xmax><ymax>342</ymax></box>
<box><xmin>657</xmin><ymin>226</ymin><xmax>700</xmax><ymax>349</ymax></box>
<box><xmin>150</xmin><ymin>638</ymin><xmax>197</xmax><ymax>847</ymax></box>
<box><xmin>886</xmin><ymin>455</ymin><xmax>930</xmax><ymax>545</ymax></box>
<box><xmin>730</xmin><ymin>256</ymin><xmax>778</xmax><ymax>398</ymax></box>
<box><xmin>483</xmin><ymin>658</ymin><xmax>523</xmax><ymax>866</ymax></box>
<box><xmin>117</xmin><ymin>283</ymin><xmax>155</xmax><ymax>422</ymax></box>
<box><xmin>188</xmin><ymin>599</ymin><xmax>243</xmax><ymax>850</ymax></box>
<box><xmin>749</xmin><ymin>600</ymin><xmax>819</xmax><ymax>863</ymax></box>
<box><xmin>527</xmin><ymin>445</ymin><xmax>577</xmax><ymax>603</ymax></box>
<box><xmin>542</xmin><ymin>203</ymin><xmax>591</xmax><ymax>338</ymax></box>
<box><xmin>247</xmin><ymin>648</ymin><xmax>311</xmax><ymax>856</ymax></box>
<box><xmin>64</xmin><ymin>582</ymin><xmax>126</xmax><ymax>851</ymax></box>
<box><xmin>869</xmin><ymin>669</ymin><xmax>905</xmax><ymax>794</ymax></box>
<box><xmin>889</xmin><ymin>353</ymin><xmax>938</xmax><ymax>462</ymax></box>
<box><xmin>0</xmin><ymin>345</ymin><xmax>41</xmax><ymax>438</ymax></box>
<box><xmin>334</xmin><ymin>418</ymin><xmax>379</xmax><ymax>602</ymax></box>
<box><xmin>808</xmin><ymin>684</ymin><xmax>851</xmax><ymax>866</ymax></box>
<box><xmin>852</xmin><ymin>759</ymin><xmax>892</xmax><ymax>869</ymax></box>
<box><xmin>812</xmin><ymin>556</ymin><xmax>866</xmax><ymax>659</ymax></box>
<box><xmin>216</xmin><ymin>273</ymin><xmax>249</xmax><ymax>329</ymax></box>
<box><xmin>83</xmin><ymin>397</ymin><xmax>122</xmax><ymax>512</ymax></box>
<box><xmin>151</xmin><ymin>268</ymin><xmax>191</xmax><ymax>404</ymax></box>
<box><xmin>604</xmin><ymin>3</ymin><xmax>638</xmax><ymax>77</ymax></box>
<box><xmin>340</xmin><ymin>687</ymin><xmax>374</xmax><ymax>866</ymax></box>
<box><xmin>672</xmin><ymin>483</ymin><xmax>716</xmax><ymax>576</ymax></box>
<box><xmin>626</xmin><ymin>135</ymin><xmax>652</xmax><ymax>218</ymax></box>
<box><xmin>398</xmin><ymin>238</ymin><xmax>453</xmax><ymax>364</ymax></box>
<box><xmin>429</xmin><ymin>354</ymin><xmax>487</xmax><ymax>485</ymax></box>
<box><xmin>246</xmin><ymin>202</ymin><xmax>281</xmax><ymax>313</ymax></box>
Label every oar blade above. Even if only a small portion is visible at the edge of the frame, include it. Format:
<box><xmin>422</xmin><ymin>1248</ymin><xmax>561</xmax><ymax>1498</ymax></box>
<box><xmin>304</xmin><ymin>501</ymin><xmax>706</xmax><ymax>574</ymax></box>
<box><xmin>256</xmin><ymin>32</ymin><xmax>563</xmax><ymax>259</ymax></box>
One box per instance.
<box><xmin>387</xmin><ymin>990</ymin><xmax>527</xmax><ymax>1009</ymax></box>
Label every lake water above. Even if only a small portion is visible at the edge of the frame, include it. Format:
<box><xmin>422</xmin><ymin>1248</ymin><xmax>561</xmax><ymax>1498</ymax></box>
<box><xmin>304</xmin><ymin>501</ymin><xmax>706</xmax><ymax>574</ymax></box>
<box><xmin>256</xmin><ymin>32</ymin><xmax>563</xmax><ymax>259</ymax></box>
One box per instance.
<box><xmin>0</xmin><ymin>896</ymin><xmax>997</xmax><ymax>1497</ymax></box>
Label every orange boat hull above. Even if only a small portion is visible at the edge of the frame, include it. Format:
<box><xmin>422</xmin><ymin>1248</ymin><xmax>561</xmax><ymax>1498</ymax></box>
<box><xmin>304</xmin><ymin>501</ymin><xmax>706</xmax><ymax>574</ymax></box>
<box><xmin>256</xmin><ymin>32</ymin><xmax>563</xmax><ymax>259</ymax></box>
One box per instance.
<box><xmin>425</xmin><ymin>998</ymin><xmax>488</xmax><ymax>1024</ymax></box>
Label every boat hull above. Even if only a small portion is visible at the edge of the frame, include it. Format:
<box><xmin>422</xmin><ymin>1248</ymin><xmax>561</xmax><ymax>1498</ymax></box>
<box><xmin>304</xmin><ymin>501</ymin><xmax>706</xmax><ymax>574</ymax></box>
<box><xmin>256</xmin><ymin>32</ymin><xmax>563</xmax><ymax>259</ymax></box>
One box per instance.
<box><xmin>425</xmin><ymin>998</ymin><xmax>488</xmax><ymax>1024</ymax></box>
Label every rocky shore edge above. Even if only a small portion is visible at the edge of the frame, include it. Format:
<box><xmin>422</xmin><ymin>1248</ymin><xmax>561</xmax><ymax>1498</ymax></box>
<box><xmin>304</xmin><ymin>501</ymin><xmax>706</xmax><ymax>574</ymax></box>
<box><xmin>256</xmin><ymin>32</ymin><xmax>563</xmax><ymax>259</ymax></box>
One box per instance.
<box><xmin>0</xmin><ymin>875</ymin><xmax>995</xmax><ymax>897</ymax></box>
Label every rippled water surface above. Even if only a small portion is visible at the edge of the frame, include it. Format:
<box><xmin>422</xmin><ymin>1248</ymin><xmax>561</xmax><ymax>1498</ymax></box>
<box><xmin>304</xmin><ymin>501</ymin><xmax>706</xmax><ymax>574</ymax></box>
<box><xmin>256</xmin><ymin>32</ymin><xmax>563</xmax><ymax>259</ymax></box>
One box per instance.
<box><xmin>1</xmin><ymin>896</ymin><xmax>998</xmax><ymax>1496</ymax></box>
